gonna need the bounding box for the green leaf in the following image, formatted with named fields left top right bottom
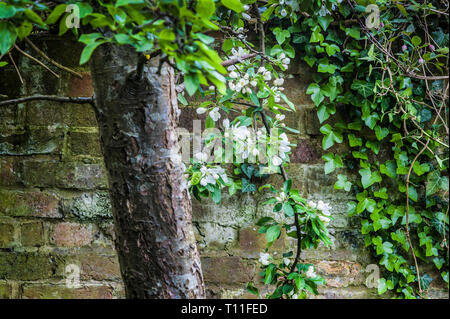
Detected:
left=359, top=168, right=382, bottom=189
left=0, top=3, right=16, bottom=19
left=80, top=40, right=106, bottom=65
left=197, top=0, right=215, bottom=18
left=25, top=9, right=45, bottom=27
left=241, top=178, right=256, bottom=193
left=411, top=36, right=422, bottom=47
left=116, top=0, right=145, bottom=7
left=184, top=73, right=200, bottom=96
left=273, top=28, right=290, bottom=45
left=0, top=21, right=17, bottom=55
left=320, top=124, right=343, bottom=150
left=351, top=80, right=374, bottom=98
left=45, top=4, right=67, bottom=24
left=322, top=153, right=343, bottom=174
left=282, top=202, right=294, bottom=217
left=375, top=126, right=389, bottom=141
left=266, top=225, right=281, bottom=243
left=426, top=170, right=449, bottom=197
left=306, top=83, right=324, bottom=106
left=246, top=282, right=259, bottom=296
left=335, top=174, right=352, bottom=192
left=221, top=0, right=244, bottom=13
left=412, top=162, right=429, bottom=176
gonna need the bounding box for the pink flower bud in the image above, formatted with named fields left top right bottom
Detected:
left=401, top=45, right=407, bottom=52
left=418, top=58, right=424, bottom=64
left=429, top=44, right=435, bottom=51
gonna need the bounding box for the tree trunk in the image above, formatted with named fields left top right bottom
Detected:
left=89, top=43, right=205, bottom=299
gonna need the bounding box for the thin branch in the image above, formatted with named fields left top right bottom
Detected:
left=0, top=95, right=94, bottom=107
left=24, top=37, right=83, bottom=79
left=14, top=44, right=60, bottom=79
left=8, top=52, right=24, bottom=85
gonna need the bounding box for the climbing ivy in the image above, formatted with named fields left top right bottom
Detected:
left=1, top=0, right=448, bottom=299
left=293, top=0, right=449, bottom=298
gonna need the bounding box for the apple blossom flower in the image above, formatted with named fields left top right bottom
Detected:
left=259, top=252, right=271, bottom=266
left=196, top=107, right=207, bottom=114
left=209, top=107, right=221, bottom=122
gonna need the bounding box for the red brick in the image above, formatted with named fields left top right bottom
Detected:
left=21, top=284, right=113, bottom=299
left=201, top=256, right=255, bottom=284
left=0, top=158, right=20, bottom=186
left=0, top=189, right=61, bottom=218
left=51, top=222, right=94, bottom=247
left=68, top=73, right=94, bottom=97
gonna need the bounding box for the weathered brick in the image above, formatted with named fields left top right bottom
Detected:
left=26, top=101, right=65, bottom=126
left=67, top=73, right=94, bottom=97
left=21, top=221, right=45, bottom=247
left=21, top=160, right=107, bottom=189
left=69, top=131, right=102, bottom=157
left=313, top=260, right=364, bottom=288
left=201, top=256, right=254, bottom=284
left=0, top=127, right=64, bottom=156
left=0, top=252, right=57, bottom=280
left=238, top=227, right=285, bottom=258
left=50, top=222, right=94, bottom=247
left=0, top=157, right=21, bottom=186
left=283, top=77, right=314, bottom=106
left=0, top=189, right=61, bottom=218
left=64, top=104, right=98, bottom=127
left=60, top=192, right=112, bottom=220
left=0, top=223, right=15, bottom=248
left=0, top=281, right=13, bottom=299
left=21, top=284, right=113, bottom=299
left=56, top=251, right=121, bottom=281
left=290, top=138, right=321, bottom=164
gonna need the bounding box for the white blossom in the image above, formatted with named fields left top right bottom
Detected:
left=274, top=78, right=284, bottom=86
left=209, top=107, right=221, bottom=122
left=242, top=13, right=252, bottom=21
left=280, top=9, right=287, bottom=17
left=195, top=152, right=208, bottom=162
left=229, top=71, right=239, bottom=79
left=275, top=114, right=285, bottom=121
left=283, top=258, right=290, bottom=266
left=272, top=155, right=282, bottom=166
left=305, top=266, right=315, bottom=278
left=259, top=252, right=271, bottom=266
left=196, top=107, right=207, bottom=114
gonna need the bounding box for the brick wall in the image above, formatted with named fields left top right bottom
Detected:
left=1, top=37, right=446, bottom=299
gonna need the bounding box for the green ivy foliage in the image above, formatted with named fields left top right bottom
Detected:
left=290, top=0, right=449, bottom=298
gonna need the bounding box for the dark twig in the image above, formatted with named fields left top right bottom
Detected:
left=0, top=95, right=94, bottom=107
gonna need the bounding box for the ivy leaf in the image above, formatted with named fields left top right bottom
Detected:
left=351, top=80, right=374, bottom=98
left=412, top=162, right=430, bottom=176
left=359, top=168, right=382, bottom=189
left=320, top=124, right=343, bottom=150
left=426, top=170, right=449, bottom=197
left=273, top=27, right=290, bottom=45
left=335, top=174, right=352, bottom=192
left=241, top=178, right=256, bottom=193
left=322, top=153, right=343, bottom=174
left=306, top=83, right=324, bottom=106
left=375, top=126, right=389, bottom=141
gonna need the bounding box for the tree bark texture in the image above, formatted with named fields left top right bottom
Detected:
left=90, top=43, right=205, bottom=299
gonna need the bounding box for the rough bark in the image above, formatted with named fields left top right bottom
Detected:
left=90, top=43, right=205, bottom=299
